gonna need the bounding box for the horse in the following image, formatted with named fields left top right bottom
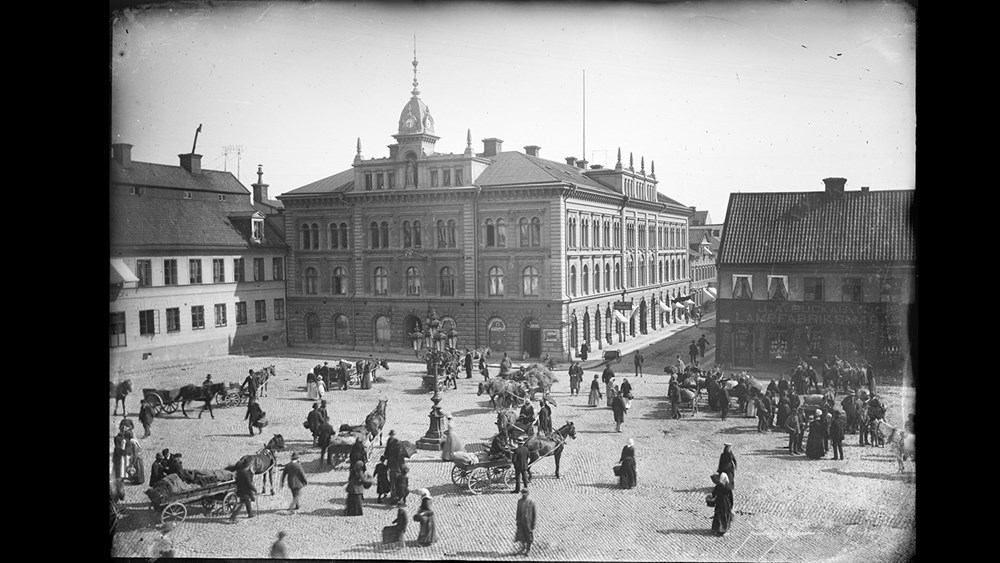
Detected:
left=872, top=420, right=915, bottom=475
left=523, top=421, right=577, bottom=479
left=226, top=434, right=285, bottom=495
left=478, top=378, right=526, bottom=411
left=254, top=365, right=275, bottom=398
left=110, top=380, right=133, bottom=416
left=176, top=382, right=229, bottom=417
left=365, top=398, right=388, bottom=446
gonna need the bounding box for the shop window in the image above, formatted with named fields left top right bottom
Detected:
left=841, top=278, right=863, bottom=302
left=804, top=277, right=824, bottom=302
left=732, top=275, right=752, bottom=300
left=767, top=275, right=788, bottom=300
left=805, top=326, right=824, bottom=357
left=769, top=330, right=788, bottom=359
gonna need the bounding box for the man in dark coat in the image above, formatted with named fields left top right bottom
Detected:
left=464, top=350, right=474, bottom=379
left=579, top=341, right=589, bottom=361
left=517, top=401, right=536, bottom=435
left=786, top=407, right=802, bottom=455
left=280, top=452, right=308, bottom=511
left=830, top=410, right=847, bottom=460
left=384, top=430, right=401, bottom=498
left=229, top=463, right=257, bottom=521
left=668, top=378, right=682, bottom=419
left=761, top=391, right=775, bottom=429
left=242, top=369, right=258, bottom=402
left=138, top=399, right=155, bottom=438
left=777, top=376, right=790, bottom=397
left=806, top=365, right=819, bottom=394
left=537, top=400, right=552, bottom=435
left=718, top=385, right=730, bottom=421
left=198, top=374, right=215, bottom=419
left=788, top=392, right=802, bottom=412
left=319, top=362, right=330, bottom=389
left=611, top=390, right=628, bottom=432
left=245, top=399, right=265, bottom=436
left=796, top=408, right=807, bottom=453
left=317, top=419, right=336, bottom=465
left=602, top=365, right=615, bottom=386
left=149, top=453, right=167, bottom=487
left=512, top=440, right=530, bottom=493
left=776, top=397, right=791, bottom=429
left=688, top=341, right=699, bottom=367
left=349, top=436, right=369, bottom=469
left=306, top=403, right=322, bottom=445
left=634, top=350, right=644, bottom=378
left=791, top=368, right=804, bottom=395
left=515, top=488, right=537, bottom=555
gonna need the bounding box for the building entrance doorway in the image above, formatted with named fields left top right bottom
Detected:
left=305, top=313, right=321, bottom=343
left=487, top=318, right=507, bottom=352
left=523, top=319, right=542, bottom=358
left=732, top=325, right=754, bottom=367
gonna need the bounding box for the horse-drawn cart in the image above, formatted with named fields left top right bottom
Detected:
left=326, top=430, right=371, bottom=468
left=450, top=453, right=518, bottom=495
left=142, top=388, right=182, bottom=415
left=218, top=382, right=250, bottom=408
left=146, top=479, right=239, bottom=525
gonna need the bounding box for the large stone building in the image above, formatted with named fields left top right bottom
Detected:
left=277, top=56, right=694, bottom=360
left=714, top=178, right=915, bottom=374
left=688, top=209, right=722, bottom=313
left=109, top=144, right=289, bottom=373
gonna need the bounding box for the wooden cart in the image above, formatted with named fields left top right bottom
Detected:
left=146, top=479, right=239, bottom=526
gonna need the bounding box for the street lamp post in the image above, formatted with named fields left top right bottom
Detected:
left=414, top=308, right=458, bottom=451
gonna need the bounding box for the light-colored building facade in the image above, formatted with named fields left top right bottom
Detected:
left=688, top=209, right=722, bottom=313
left=277, top=56, right=694, bottom=360
left=109, top=144, right=289, bottom=374
left=714, top=179, right=915, bottom=374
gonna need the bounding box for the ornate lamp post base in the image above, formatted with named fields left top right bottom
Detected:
left=415, top=390, right=446, bottom=450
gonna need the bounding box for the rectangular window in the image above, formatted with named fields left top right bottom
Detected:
left=139, top=309, right=159, bottom=335
left=806, top=326, right=824, bottom=357
left=768, top=329, right=788, bottom=359
left=376, top=173, right=384, bottom=189
left=455, top=169, right=463, bottom=186
left=274, top=298, right=285, bottom=320
left=253, top=258, right=264, bottom=282
left=136, top=260, right=152, bottom=287
left=234, top=258, right=245, bottom=283
left=841, top=278, right=863, bottom=302
left=109, top=312, right=126, bottom=348
left=879, top=277, right=901, bottom=303
left=236, top=302, right=247, bottom=325
left=218, top=194, right=226, bottom=201
left=388, top=172, right=395, bottom=189
left=183, top=191, right=192, bottom=199
left=732, top=275, right=753, bottom=300
left=189, top=259, right=203, bottom=284
left=255, top=300, right=267, bottom=322
left=443, top=169, right=451, bottom=187
left=767, top=275, right=788, bottom=300
left=804, top=277, right=824, bottom=301
left=365, top=173, right=373, bottom=190
left=163, top=259, right=178, bottom=285
left=166, top=308, right=180, bottom=332
left=252, top=219, right=263, bottom=241
left=191, top=305, right=205, bottom=330
left=214, top=303, right=227, bottom=327
left=213, top=259, right=225, bottom=283
left=272, top=258, right=283, bottom=280
left=431, top=170, right=439, bottom=187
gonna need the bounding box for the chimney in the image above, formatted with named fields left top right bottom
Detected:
left=252, top=164, right=269, bottom=204
left=565, top=156, right=577, bottom=167
left=481, top=138, right=504, bottom=157
left=860, top=186, right=870, bottom=193
left=179, top=153, right=203, bottom=174
left=577, top=159, right=588, bottom=170
left=590, top=164, right=603, bottom=170
left=524, top=145, right=540, bottom=157
left=111, top=143, right=132, bottom=168
left=822, top=177, right=846, bottom=197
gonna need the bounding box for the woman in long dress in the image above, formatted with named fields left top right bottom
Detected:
left=440, top=416, right=465, bottom=461
left=587, top=375, right=602, bottom=407
left=360, top=360, right=373, bottom=389
left=618, top=439, right=637, bottom=489
left=344, top=460, right=366, bottom=516
left=306, top=371, right=319, bottom=400
left=414, top=491, right=437, bottom=546
left=717, top=443, right=737, bottom=489
left=805, top=410, right=827, bottom=459
left=710, top=472, right=734, bottom=536
left=606, top=377, right=616, bottom=407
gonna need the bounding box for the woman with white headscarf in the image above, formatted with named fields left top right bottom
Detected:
left=413, top=489, right=437, bottom=546
left=709, top=472, right=734, bottom=536
left=618, top=438, right=637, bottom=489
left=440, top=415, right=465, bottom=461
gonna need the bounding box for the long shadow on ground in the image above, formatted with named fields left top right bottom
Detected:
left=821, top=467, right=914, bottom=482
left=657, top=528, right=717, bottom=537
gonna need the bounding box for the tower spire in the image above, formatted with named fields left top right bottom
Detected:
left=465, top=128, right=473, bottom=155
left=629, top=152, right=634, bottom=171
left=640, top=156, right=645, bottom=174
left=615, top=147, right=622, bottom=171
left=355, top=137, right=363, bottom=162
left=411, top=35, right=420, bottom=97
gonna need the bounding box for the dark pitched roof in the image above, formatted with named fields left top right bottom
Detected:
left=280, top=168, right=355, bottom=196
left=110, top=192, right=286, bottom=250
left=655, top=192, right=687, bottom=208
left=718, top=189, right=914, bottom=265
left=691, top=210, right=710, bottom=225
left=111, top=160, right=249, bottom=195
left=253, top=198, right=284, bottom=213
left=475, top=152, right=615, bottom=193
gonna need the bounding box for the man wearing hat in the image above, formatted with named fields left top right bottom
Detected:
left=149, top=452, right=167, bottom=487
left=515, top=487, right=537, bottom=555
left=317, top=416, right=336, bottom=466
left=857, top=391, right=871, bottom=446
left=320, top=361, right=330, bottom=389
left=785, top=407, right=803, bottom=455
left=830, top=409, right=847, bottom=460
left=512, top=437, right=531, bottom=493
left=138, top=399, right=155, bottom=438
left=464, top=349, right=474, bottom=379
left=280, top=452, right=308, bottom=512
left=242, top=369, right=258, bottom=402
left=384, top=430, right=401, bottom=498
left=198, top=374, right=215, bottom=419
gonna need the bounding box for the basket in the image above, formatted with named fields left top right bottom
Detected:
left=613, top=464, right=622, bottom=477
left=382, top=525, right=400, bottom=544
left=706, top=494, right=717, bottom=507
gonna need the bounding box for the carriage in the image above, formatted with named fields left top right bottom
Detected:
left=218, top=382, right=251, bottom=408
left=146, top=478, right=240, bottom=525
left=450, top=452, right=519, bottom=495
left=142, top=388, right=184, bottom=415
left=325, top=428, right=373, bottom=468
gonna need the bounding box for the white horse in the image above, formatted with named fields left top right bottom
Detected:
left=873, top=420, right=915, bottom=474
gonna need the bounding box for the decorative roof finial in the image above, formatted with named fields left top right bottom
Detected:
left=256, top=164, right=264, bottom=184
left=615, top=147, right=622, bottom=171
left=629, top=152, right=634, bottom=171
left=640, top=156, right=645, bottom=174
left=465, top=128, right=473, bottom=155
left=651, top=160, right=656, bottom=178
left=411, top=35, right=420, bottom=97
left=355, top=137, right=363, bottom=161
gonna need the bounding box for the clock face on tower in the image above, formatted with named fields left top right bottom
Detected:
left=404, top=117, right=416, bottom=130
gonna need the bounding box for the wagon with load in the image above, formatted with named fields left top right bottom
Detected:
left=145, top=469, right=239, bottom=525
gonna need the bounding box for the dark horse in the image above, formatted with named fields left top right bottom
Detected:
left=110, top=380, right=133, bottom=416
left=226, top=434, right=285, bottom=495
left=176, top=382, right=228, bottom=417
left=365, top=398, right=389, bottom=446
left=524, top=421, right=576, bottom=479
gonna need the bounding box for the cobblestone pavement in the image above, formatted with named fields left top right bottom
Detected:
left=111, top=350, right=916, bottom=561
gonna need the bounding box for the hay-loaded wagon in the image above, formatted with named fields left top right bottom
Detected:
left=145, top=477, right=239, bottom=525
left=326, top=427, right=371, bottom=468
left=449, top=451, right=519, bottom=495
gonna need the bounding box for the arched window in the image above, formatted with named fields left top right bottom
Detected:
left=440, top=266, right=455, bottom=296
left=374, top=315, right=391, bottom=342
left=333, top=313, right=349, bottom=343
left=402, top=221, right=412, bottom=248
left=522, top=266, right=539, bottom=296
left=531, top=217, right=541, bottom=247
left=380, top=221, right=390, bottom=248
left=304, top=267, right=318, bottom=294
left=603, top=221, right=610, bottom=247
left=339, top=223, right=348, bottom=249
left=373, top=267, right=388, bottom=295
left=569, top=265, right=577, bottom=297
left=488, top=266, right=505, bottom=296
left=593, top=221, right=600, bottom=249
left=413, top=220, right=422, bottom=248
left=332, top=267, right=347, bottom=294
left=658, top=260, right=663, bottom=283
left=369, top=222, right=379, bottom=249
left=405, top=266, right=421, bottom=295
left=311, top=223, right=319, bottom=250
left=670, top=259, right=675, bottom=281
left=436, top=220, right=447, bottom=248
left=486, top=219, right=496, bottom=247
left=594, top=265, right=601, bottom=293
left=567, top=218, right=574, bottom=248
left=582, top=264, right=589, bottom=294
left=604, top=263, right=611, bottom=291
left=300, top=224, right=311, bottom=250
left=447, top=219, right=456, bottom=248
left=329, top=223, right=339, bottom=249
left=519, top=218, right=530, bottom=247
left=581, top=219, right=589, bottom=247
left=496, top=218, right=507, bottom=247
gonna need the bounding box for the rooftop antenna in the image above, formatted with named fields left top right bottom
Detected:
left=191, top=123, right=203, bottom=154
left=582, top=69, right=586, bottom=168
left=223, top=144, right=244, bottom=179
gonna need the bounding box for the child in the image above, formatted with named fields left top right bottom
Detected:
left=374, top=456, right=391, bottom=503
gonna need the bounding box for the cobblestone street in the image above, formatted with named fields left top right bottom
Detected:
left=111, top=350, right=915, bottom=561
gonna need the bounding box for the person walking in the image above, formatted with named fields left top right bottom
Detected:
left=229, top=462, right=257, bottom=521
left=245, top=398, right=265, bottom=436
left=480, top=355, right=489, bottom=381
left=709, top=472, right=734, bottom=536
left=441, top=415, right=465, bottom=461
left=717, top=443, right=737, bottom=488
left=305, top=370, right=319, bottom=400
left=280, top=452, right=308, bottom=512
left=515, top=488, right=537, bottom=555
left=688, top=341, right=699, bottom=367
left=588, top=374, right=603, bottom=407
left=270, top=531, right=288, bottom=558
left=138, top=399, right=155, bottom=438
left=384, top=430, right=401, bottom=499
left=394, top=463, right=411, bottom=507
left=611, top=389, right=628, bottom=433
left=579, top=341, right=589, bottom=361
left=633, top=350, right=644, bottom=378
left=618, top=438, right=637, bottom=489
left=345, top=460, right=370, bottom=516
left=374, top=456, right=391, bottom=503
left=620, top=378, right=633, bottom=403
left=830, top=409, right=847, bottom=460
left=786, top=407, right=802, bottom=455
left=198, top=374, right=215, bottom=419
left=668, top=376, right=681, bottom=419
left=242, top=369, right=259, bottom=403
left=318, top=418, right=336, bottom=465
left=698, top=334, right=710, bottom=360
left=512, top=439, right=530, bottom=493
left=464, top=350, right=474, bottom=379
left=360, top=357, right=374, bottom=390
left=805, top=410, right=826, bottom=459
left=568, top=362, right=582, bottom=395
left=306, top=403, right=322, bottom=446
left=755, top=394, right=769, bottom=432
left=602, top=364, right=615, bottom=386
left=390, top=498, right=409, bottom=548
left=718, top=385, right=730, bottom=421
left=414, top=490, right=438, bottom=547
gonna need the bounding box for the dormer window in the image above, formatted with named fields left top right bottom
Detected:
left=129, top=186, right=143, bottom=196
left=218, top=194, right=226, bottom=201
left=183, top=191, right=192, bottom=199
left=252, top=218, right=264, bottom=242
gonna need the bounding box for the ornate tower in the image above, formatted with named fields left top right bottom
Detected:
left=392, top=40, right=439, bottom=186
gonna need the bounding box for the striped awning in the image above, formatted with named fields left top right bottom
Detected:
left=110, top=258, right=139, bottom=284
left=658, top=300, right=670, bottom=312
left=613, top=311, right=630, bottom=323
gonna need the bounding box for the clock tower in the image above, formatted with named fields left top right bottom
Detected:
left=393, top=45, right=439, bottom=182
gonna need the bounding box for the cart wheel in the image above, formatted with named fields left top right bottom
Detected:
left=467, top=467, right=490, bottom=495
left=225, top=395, right=238, bottom=408
left=503, top=467, right=517, bottom=489
left=145, top=394, right=164, bottom=415
left=223, top=492, right=239, bottom=515
left=164, top=402, right=179, bottom=414
left=201, top=497, right=222, bottom=515
left=450, top=464, right=465, bottom=485
left=161, top=502, right=187, bottom=525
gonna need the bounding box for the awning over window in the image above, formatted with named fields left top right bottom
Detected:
left=110, top=258, right=139, bottom=284
left=658, top=300, right=670, bottom=312
left=672, top=302, right=687, bottom=310
left=702, top=287, right=717, bottom=302
left=613, top=311, right=630, bottom=324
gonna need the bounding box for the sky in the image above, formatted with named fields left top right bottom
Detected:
left=110, top=0, right=916, bottom=223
